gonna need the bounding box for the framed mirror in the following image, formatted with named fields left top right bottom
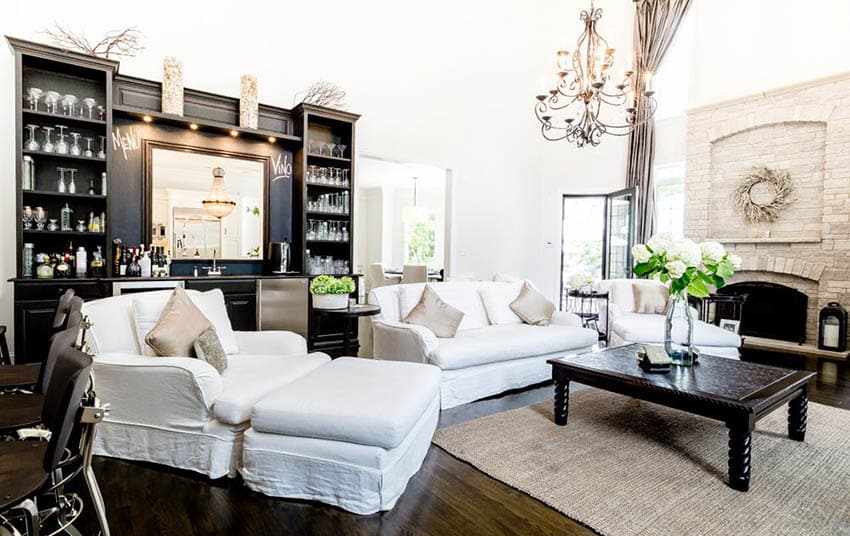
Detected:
left=146, top=144, right=268, bottom=260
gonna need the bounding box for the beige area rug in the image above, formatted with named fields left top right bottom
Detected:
left=434, top=389, right=850, bottom=536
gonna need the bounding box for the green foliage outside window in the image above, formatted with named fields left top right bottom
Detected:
left=406, top=213, right=436, bottom=266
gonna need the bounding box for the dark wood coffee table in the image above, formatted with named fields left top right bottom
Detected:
left=548, top=344, right=816, bottom=492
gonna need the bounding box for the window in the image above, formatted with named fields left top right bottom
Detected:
left=654, top=162, right=685, bottom=238
left=652, top=8, right=693, bottom=119
left=403, top=211, right=438, bottom=267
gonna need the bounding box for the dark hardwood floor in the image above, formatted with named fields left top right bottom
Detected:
left=70, top=351, right=850, bottom=536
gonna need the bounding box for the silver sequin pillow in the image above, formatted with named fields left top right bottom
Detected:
left=194, top=326, right=228, bottom=373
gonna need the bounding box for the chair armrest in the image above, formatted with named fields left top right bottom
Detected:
left=93, top=353, right=223, bottom=430
left=371, top=319, right=438, bottom=363
left=550, top=311, right=583, bottom=327
left=234, top=331, right=308, bottom=356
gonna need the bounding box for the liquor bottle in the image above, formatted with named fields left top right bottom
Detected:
left=88, top=177, right=95, bottom=196
left=60, top=203, right=73, bottom=231
left=54, top=254, right=71, bottom=278
left=65, top=242, right=75, bottom=276
left=75, top=246, right=87, bottom=278
left=140, top=245, right=152, bottom=277
left=119, top=245, right=128, bottom=276
left=113, top=239, right=122, bottom=276
left=90, top=246, right=105, bottom=278
left=164, top=249, right=171, bottom=276
left=127, top=253, right=141, bottom=277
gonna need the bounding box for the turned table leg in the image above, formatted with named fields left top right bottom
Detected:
left=727, top=426, right=752, bottom=492
left=554, top=378, right=570, bottom=426
left=788, top=390, right=808, bottom=442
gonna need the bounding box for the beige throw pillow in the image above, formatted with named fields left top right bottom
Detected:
left=145, top=287, right=212, bottom=357
left=510, top=282, right=556, bottom=326
left=633, top=284, right=669, bottom=314
left=403, top=286, right=465, bottom=338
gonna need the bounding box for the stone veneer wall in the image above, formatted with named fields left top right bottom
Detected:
left=686, top=74, right=850, bottom=345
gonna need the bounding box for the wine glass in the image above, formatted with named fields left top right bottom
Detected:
left=69, top=132, right=82, bottom=156
left=68, top=168, right=78, bottom=194
left=56, top=167, right=67, bottom=193
left=21, top=206, right=33, bottom=229
left=325, top=142, right=336, bottom=157
left=97, top=136, right=106, bottom=159
left=42, top=126, right=55, bottom=153
left=96, top=105, right=105, bottom=120
left=33, top=207, right=46, bottom=230
left=335, top=144, right=347, bottom=158
left=61, top=94, right=77, bottom=116
left=82, top=98, right=96, bottom=119
left=83, top=137, right=94, bottom=158
left=26, top=87, right=43, bottom=111
left=55, top=125, right=69, bottom=154
left=47, top=219, right=59, bottom=232
left=25, top=124, right=41, bottom=151
left=44, top=91, right=60, bottom=114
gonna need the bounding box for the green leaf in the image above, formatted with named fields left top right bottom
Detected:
left=712, top=274, right=726, bottom=288
left=696, top=271, right=714, bottom=285
left=671, top=278, right=687, bottom=294
left=716, top=261, right=735, bottom=279
left=686, top=277, right=710, bottom=298
left=633, top=262, right=655, bottom=276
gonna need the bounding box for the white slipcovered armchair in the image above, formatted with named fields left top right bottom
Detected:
left=82, top=289, right=330, bottom=478
left=597, top=279, right=742, bottom=359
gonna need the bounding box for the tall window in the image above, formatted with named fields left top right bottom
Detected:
left=404, top=211, right=438, bottom=267
left=654, top=162, right=685, bottom=238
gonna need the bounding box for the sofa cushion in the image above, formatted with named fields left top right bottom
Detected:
left=599, top=279, right=667, bottom=313
left=428, top=324, right=598, bottom=370
left=403, top=286, right=465, bottom=338
left=399, top=283, right=489, bottom=331
left=143, top=287, right=212, bottom=357
left=194, top=326, right=228, bottom=373
left=510, top=282, right=556, bottom=326
left=611, top=312, right=742, bottom=348
left=251, top=357, right=441, bottom=449
left=214, top=353, right=330, bottom=425
left=479, top=282, right=523, bottom=325
left=633, top=283, right=669, bottom=314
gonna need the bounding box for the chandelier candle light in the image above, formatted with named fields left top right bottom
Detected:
left=202, top=167, right=236, bottom=219
left=534, top=1, right=656, bottom=147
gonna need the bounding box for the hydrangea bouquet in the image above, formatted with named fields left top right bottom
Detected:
left=631, top=234, right=742, bottom=299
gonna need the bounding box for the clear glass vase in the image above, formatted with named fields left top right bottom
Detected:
left=665, top=292, right=695, bottom=366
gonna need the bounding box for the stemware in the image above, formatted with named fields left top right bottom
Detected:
left=325, top=143, right=336, bottom=157
left=82, top=98, right=97, bottom=119
left=96, top=105, right=105, bottom=120
left=97, top=136, right=106, bottom=159
left=342, top=169, right=350, bottom=187
left=25, top=124, right=41, bottom=151
left=69, top=132, right=82, bottom=156
left=33, top=207, right=46, bottom=230
left=83, top=137, right=94, bottom=158
left=26, top=87, right=43, bottom=111
left=68, top=168, right=78, bottom=194
left=55, top=125, right=69, bottom=154
left=47, top=219, right=59, bottom=232
left=44, top=91, right=61, bottom=114
left=76, top=220, right=87, bottom=233
left=21, top=206, right=33, bottom=229
left=56, top=167, right=67, bottom=193
left=61, top=94, right=78, bottom=116
left=335, top=144, right=347, bottom=158
left=42, top=126, right=55, bottom=153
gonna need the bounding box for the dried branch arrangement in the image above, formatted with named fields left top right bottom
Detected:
left=41, top=23, right=145, bottom=58
left=294, top=80, right=348, bottom=109
left=733, top=166, right=794, bottom=223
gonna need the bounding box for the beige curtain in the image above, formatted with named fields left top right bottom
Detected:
left=627, top=0, right=693, bottom=243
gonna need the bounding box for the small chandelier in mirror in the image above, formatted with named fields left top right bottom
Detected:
left=202, top=166, right=236, bottom=219
left=534, top=1, right=656, bottom=148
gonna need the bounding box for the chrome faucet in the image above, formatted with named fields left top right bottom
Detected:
left=203, top=249, right=226, bottom=276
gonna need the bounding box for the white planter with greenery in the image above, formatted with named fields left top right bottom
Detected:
left=310, top=275, right=355, bottom=310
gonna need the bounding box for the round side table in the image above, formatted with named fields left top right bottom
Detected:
left=566, top=289, right=609, bottom=343
left=313, top=304, right=381, bottom=356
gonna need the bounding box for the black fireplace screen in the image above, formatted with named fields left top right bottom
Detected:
left=717, top=281, right=808, bottom=344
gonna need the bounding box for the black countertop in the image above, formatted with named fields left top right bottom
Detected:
left=9, top=273, right=362, bottom=283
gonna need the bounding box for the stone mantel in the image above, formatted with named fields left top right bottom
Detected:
left=707, top=237, right=822, bottom=245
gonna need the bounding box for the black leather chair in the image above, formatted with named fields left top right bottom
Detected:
left=0, top=346, right=94, bottom=536
left=0, top=325, right=10, bottom=366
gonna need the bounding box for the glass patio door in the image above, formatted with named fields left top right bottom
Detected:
left=604, top=188, right=636, bottom=280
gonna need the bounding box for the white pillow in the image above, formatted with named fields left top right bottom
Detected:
left=403, top=286, right=465, bottom=338
left=399, top=283, right=489, bottom=331
left=510, top=282, right=556, bottom=326
left=132, top=288, right=238, bottom=356
left=478, top=282, right=523, bottom=325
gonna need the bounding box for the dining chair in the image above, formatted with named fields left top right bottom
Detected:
left=402, top=264, right=428, bottom=284
left=369, top=263, right=402, bottom=288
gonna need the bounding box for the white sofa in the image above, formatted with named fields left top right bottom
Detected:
left=369, top=281, right=599, bottom=409
left=597, top=279, right=742, bottom=359
left=82, top=289, right=331, bottom=478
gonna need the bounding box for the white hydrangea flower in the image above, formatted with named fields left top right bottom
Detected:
left=665, top=260, right=687, bottom=280
left=699, top=241, right=726, bottom=264
left=568, top=273, right=595, bottom=289
left=647, top=233, right=673, bottom=255
left=728, top=253, right=743, bottom=270
left=632, top=244, right=652, bottom=264
left=667, top=239, right=702, bottom=267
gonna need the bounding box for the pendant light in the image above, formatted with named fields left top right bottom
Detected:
left=202, top=166, right=236, bottom=219
left=402, top=176, right=428, bottom=223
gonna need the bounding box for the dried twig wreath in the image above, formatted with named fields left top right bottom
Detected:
left=733, top=166, right=794, bottom=223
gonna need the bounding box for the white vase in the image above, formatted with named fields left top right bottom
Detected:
left=312, top=293, right=348, bottom=309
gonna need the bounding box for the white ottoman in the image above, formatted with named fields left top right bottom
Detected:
left=241, top=357, right=441, bottom=514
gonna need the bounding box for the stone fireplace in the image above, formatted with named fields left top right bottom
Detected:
left=685, top=74, right=850, bottom=347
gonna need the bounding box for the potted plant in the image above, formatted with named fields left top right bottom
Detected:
left=310, top=275, right=356, bottom=309
left=632, top=235, right=742, bottom=365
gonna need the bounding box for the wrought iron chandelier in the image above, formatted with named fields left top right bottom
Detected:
left=534, top=1, right=656, bottom=147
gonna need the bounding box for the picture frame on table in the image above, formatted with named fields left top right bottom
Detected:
left=719, top=318, right=741, bottom=334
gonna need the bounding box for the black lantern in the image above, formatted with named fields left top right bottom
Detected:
left=818, top=302, right=847, bottom=352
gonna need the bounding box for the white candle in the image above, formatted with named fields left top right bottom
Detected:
left=823, top=323, right=840, bottom=348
